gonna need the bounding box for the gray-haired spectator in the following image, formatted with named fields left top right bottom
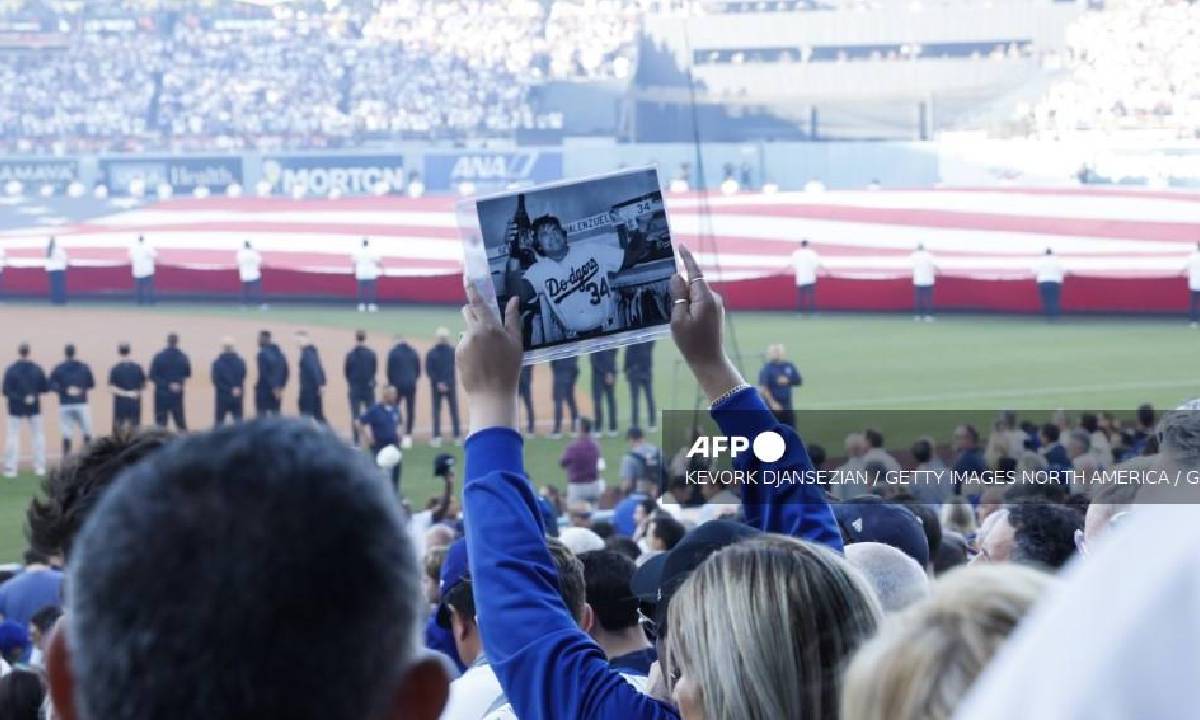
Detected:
left=844, top=541, right=930, bottom=613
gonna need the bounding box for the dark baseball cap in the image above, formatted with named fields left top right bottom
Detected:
left=834, top=498, right=930, bottom=567
left=629, top=519, right=760, bottom=636
left=434, top=453, right=455, bottom=478
left=434, top=539, right=469, bottom=628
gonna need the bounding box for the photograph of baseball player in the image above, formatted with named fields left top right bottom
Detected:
left=477, top=167, right=675, bottom=354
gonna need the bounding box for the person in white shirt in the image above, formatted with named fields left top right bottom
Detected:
left=910, top=243, right=937, bottom=321
left=353, top=236, right=382, bottom=312
left=1034, top=247, right=1066, bottom=321
left=236, top=240, right=266, bottom=309
left=791, top=238, right=823, bottom=315
left=45, top=236, right=68, bottom=305
left=130, top=235, right=158, bottom=305
left=1183, top=242, right=1200, bottom=327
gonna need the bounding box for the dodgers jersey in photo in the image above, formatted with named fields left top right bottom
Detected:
left=524, top=238, right=625, bottom=333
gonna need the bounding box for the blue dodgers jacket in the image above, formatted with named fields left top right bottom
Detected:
left=462, top=386, right=841, bottom=720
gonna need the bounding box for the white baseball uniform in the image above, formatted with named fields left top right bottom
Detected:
left=524, top=239, right=625, bottom=333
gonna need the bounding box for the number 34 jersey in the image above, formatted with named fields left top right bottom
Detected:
left=524, top=238, right=625, bottom=333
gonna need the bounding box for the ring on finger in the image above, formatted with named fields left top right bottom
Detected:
left=687, top=277, right=705, bottom=286
left=673, top=298, right=690, bottom=306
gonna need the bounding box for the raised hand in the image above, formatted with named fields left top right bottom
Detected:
left=670, top=246, right=746, bottom=403
left=457, top=285, right=524, bottom=432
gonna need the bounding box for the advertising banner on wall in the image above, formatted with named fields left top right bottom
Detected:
left=100, top=156, right=243, bottom=194
left=423, top=149, right=563, bottom=192
left=0, top=158, right=80, bottom=191
left=260, top=154, right=406, bottom=196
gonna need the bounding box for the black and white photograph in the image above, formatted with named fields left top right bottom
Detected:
left=476, top=167, right=675, bottom=353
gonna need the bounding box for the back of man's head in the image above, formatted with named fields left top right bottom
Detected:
left=844, top=542, right=930, bottom=613
left=17, top=343, right=30, bottom=358
left=545, top=538, right=587, bottom=623
left=865, top=429, right=885, bottom=449
left=55, top=419, right=435, bottom=720
left=64, top=344, right=76, bottom=359
left=580, top=550, right=640, bottom=633
left=1008, top=502, right=1082, bottom=570
left=166, top=333, right=179, bottom=348
left=1137, top=403, right=1155, bottom=430
left=1041, top=423, right=1060, bottom=444
left=118, top=343, right=131, bottom=357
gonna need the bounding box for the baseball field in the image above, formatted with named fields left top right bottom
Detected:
left=1, top=301, right=1198, bottom=562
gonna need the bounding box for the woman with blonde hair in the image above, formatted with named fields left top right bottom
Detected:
left=841, top=563, right=1054, bottom=720
left=665, top=535, right=882, bottom=720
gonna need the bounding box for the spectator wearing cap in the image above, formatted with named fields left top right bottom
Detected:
left=0, top=620, right=30, bottom=666
left=0, top=549, right=62, bottom=628
left=560, top=527, right=605, bottom=556
left=357, top=386, right=403, bottom=493
left=3, top=343, right=49, bottom=478
left=835, top=497, right=932, bottom=569
left=425, top=540, right=468, bottom=676
left=844, top=542, right=929, bottom=612
left=438, top=538, right=590, bottom=720
left=581, top=550, right=656, bottom=685
left=561, top=417, right=603, bottom=506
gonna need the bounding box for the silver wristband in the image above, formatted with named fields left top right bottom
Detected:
left=709, top=383, right=752, bottom=410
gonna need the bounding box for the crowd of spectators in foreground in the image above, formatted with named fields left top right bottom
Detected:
left=0, top=246, right=1189, bottom=720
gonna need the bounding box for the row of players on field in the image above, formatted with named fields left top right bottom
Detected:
left=0, top=331, right=660, bottom=474
left=793, top=240, right=1200, bottom=321
left=3, top=236, right=391, bottom=310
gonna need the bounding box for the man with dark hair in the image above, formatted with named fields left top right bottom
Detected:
left=952, top=423, right=987, bottom=480
left=550, top=356, right=579, bottom=438
left=624, top=341, right=656, bottom=430
left=647, top=514, right=685, bottom=552
left=108, top=343, right=145, bottom=430
left=148, top=333, right=190, bottom=430
left=254, top=330, right=288, bottom=418
left=3, top=343, right=48, bottom=477
left=211, top=338, right=247, bottom=426
left=590, top=349, right=619, bottom=438
left=1131, top=402, right=1156, bottom=456
left=580, top=550, right=656, bottom=681
left=439, top=537, right=588, bottom=720
left=297, top=331, right=327, bottom=423
left=29, top=604, right=62, bottom=666
left=977, top=503, right=1082, bottom=569
left=1040, top=423, right=1071, bottom=472
left=49, top=344, right=95, bottom=456
left=26, top=428, right=173, bottom=560
left=426, top=328, right=459, bottom=446
left=386, top=334, right=421, bottom=446
left=43, top=418, right=449, bottom=720
left=345, top=330, right=377, bottom=444
left=604, top=536, right=641, bottom=562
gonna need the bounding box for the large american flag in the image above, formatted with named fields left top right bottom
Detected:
left=1, top=186, right=1197, bottom=283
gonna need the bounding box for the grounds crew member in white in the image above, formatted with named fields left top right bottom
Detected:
left=1034, top=247, right=1066, bottom=321
left=130, top=235, right=158, bottom=305
left=237, top=240, right=266, bottom=308
left=791, top=238, right=823, bottom=314
left=519, top=215, right=648, bottom=337
left=1184, top=242, right=1200, bottom=327
left=353, top=236, right=382, bottom=312
left=3, top=343, right=48, bottom=477
left=910, top=243, right=938, bottom=321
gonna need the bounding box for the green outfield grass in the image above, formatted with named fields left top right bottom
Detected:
left=2, top=303, right=1198, bottom=562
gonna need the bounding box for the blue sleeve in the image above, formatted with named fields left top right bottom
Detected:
left=464, top=428, right=678, bottom=720
left=756, top=365, right=769, bottom=387
left=711, top=387, right=843, bottom=552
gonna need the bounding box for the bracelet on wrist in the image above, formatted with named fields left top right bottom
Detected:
left=709, top=383, right=751, bottom=410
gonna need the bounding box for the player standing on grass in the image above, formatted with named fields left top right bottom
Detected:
left=353, top=237, right=382, bottom=312
left=519, top=215, right=647, bottom=339
left=211, top=337, right=247, bottom=426
left=3, top=343, right=48, bottom=477
left=297, top=331, right=327, bottom=423
left=237, top=240, right=266, bottom=309
left=108, top=343, right=145, bottom=429
left=590, top=348, right=618, bottom=437
left=791, top=238, right=823, bottom=315
left=49, top=344, right=95, bottom=455
left=387, top=334, right=421, bottom=447
left=149, top=333, right=191, bottom=431
left=345, top=330, right=377, bottom=443
left=254, top=330, right=288, bottom=417
left=129, top=235, right=157, bottom=306
left=910, top=243, right=938, bottom=321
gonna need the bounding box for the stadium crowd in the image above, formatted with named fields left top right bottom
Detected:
left=0, top=0, right=646, bottom=152
left=0, top=244, right=1188, bottom=720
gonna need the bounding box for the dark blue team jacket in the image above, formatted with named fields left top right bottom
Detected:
left=462, top=386, right=842, bottom=720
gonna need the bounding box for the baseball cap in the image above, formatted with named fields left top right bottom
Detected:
left=630, top=519, right=760, bottom=636
left=834, top=498, right=930, bottom=568
left=434, top=539, right=470, bottom=628
left=0, top=620, right=29, bottom=660
left=434, top=453, right=455, bottom=478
